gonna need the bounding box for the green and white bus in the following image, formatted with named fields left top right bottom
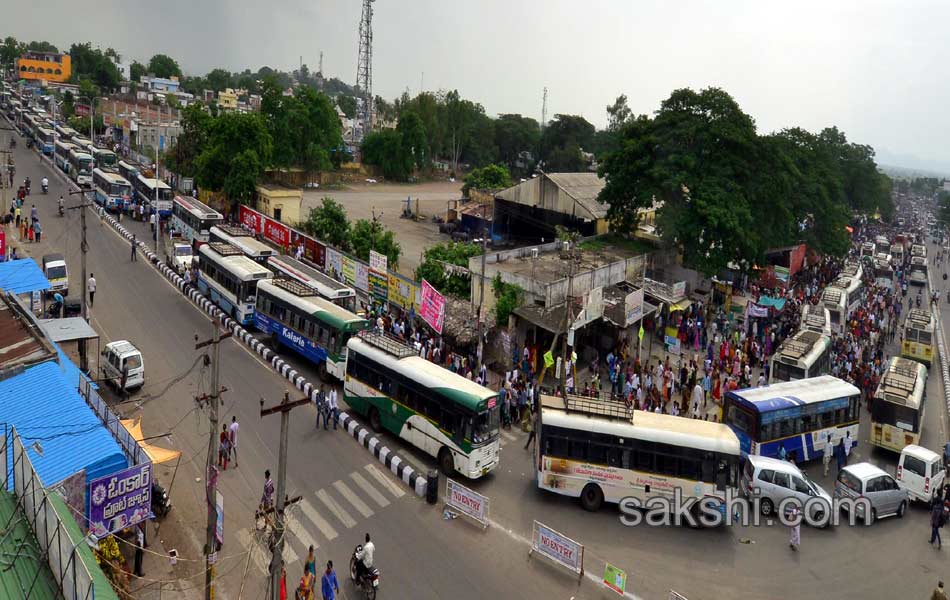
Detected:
left=344, top=332, right=501, bottom=479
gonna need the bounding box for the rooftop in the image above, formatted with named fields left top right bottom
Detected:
left=0, top=491, right=60, bottom=600
left=0, top=293, right=57, bottom=376
left=483, top=241, right=642, bottom=285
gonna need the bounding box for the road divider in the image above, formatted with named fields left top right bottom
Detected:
left=94, top=209, right=429, bottom=499
left=926, top=270, right=950, bottom=439
left=444, top=478, right=489, bottom=529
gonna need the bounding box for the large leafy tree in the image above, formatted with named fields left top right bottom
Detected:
left=349, top=219, right=401, bottom=267
left=260, top=78, right=342, bottom=172
left=415, top=243, right=482, bottom=299
left=462, top=164, right=512, bottom=196
left=129, top=61, right=146, bottom=82
left=300, top=198, right=351, bottom=250
left=444, top=90, right=485, bottom=174
left=493, top=114, right=541, bottom=173
left=196, top=112, right=272, bottom=207
left=68, top=43, right=121, bottom=91
left=541, top=114, right=595, bottom=169
left=147, top=54, right=182, bottom=79
left=205, top=68, right=233, bottom=92
left=336, top=95, right=357, bottom=119
left=396, top=111, right=428, bottom=170
left=163, top=103, right=213, bottom=177
left=361, top=129, right=413, bottom=181
left=0, top=37, right=23, bottom=66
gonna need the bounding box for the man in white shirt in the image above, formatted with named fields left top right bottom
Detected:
left=228, top=416, right=240, bottom=467
left=87, top=274, right=97, bottom=307
left=355, top=533, right=375, bottom=581
left=327, top=388, right=339, bottom=429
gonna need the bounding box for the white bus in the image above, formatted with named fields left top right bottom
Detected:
left=833, top=275, right=864, bottom=317
left=345, top=331, right=501, bottom=478
left=117, top=160, right=141, bottom=186
left=196, top=242, right=272, bottom=326
left=909, top=256, right=927, bottom=286
left=536, top=394, right=740, bottom=515
left=255, top=278, right=369, bottom=380
left=870, top=358, right=927, bottom=453
left=800, top=304, right=832, bottom=337
left=134, top=175, right=173, bottom=216
left=769, top=329, right=831, bottom=384
left=35, top=127, right=55, bottom=155
left=911, top=244, right=927, bottom=259
left=171, top=195, right=223, bottom=248
left=874, top=235, right=890, bottom=256
left=54, top=124, right=79, bottom=141
left=90, top=146, right=118, bottom=171
left=267, top=254, right=358, bottom=312
left=92, top=169, right=133, bottom=212
left=54, top=140, right=79, bottom=172
left=860, top=242, right=876, bottom=259
left=67, top=150, right=94, bottom=187
left=819, top=286, right=847, bottom=334
left=209, top=225, right=277, bottom=264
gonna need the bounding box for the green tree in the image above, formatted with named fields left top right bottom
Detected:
left=260, top=79, right=342, bottom=172
left=606, top=94, right=632, bottom=132
left=336, top=95, right=357, bottom=119
left=205, top=68, right=233, bottom=92
left=396, top=111, right=428, bottom=170
left=415, top=243, right=481, bottom=299
left=68, top=114, right=104, bottom=135
left=462, top=163, right=512, bottom=196
left=195, top=112, right=272, bottom=208
left=129, top=61, right=146, bottom=82
left=0, top=37, right=23, bottom=66
left=349, top=219, right=401, bottom=267
left=493, top=114, right=540, bottom=173
left=163, top=103, right=212, bottom=177
left=26, top=40, right=58, bottom=53
left=361, top=129, right=413, bottom=181
left=300, top=198, right=351, bottom=250
left=68, top=43, right=120, bottom=91
left=545, top=142, right=586, bottom=172
left=541, top=114, right=595, bottom=167
left=147, top=53, right=182, bottom=79
left=444, top=90, right=485, bottom=174
left=492, top=274, right=524, bottom=327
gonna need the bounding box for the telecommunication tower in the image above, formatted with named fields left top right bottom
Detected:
left=357, top=0, right=375, bottom=137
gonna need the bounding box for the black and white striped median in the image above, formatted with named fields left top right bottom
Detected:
left=102, top=213, right=428, bottom=498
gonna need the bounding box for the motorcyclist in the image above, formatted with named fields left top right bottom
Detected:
left=58, top=196, right=65, bottom=215
left=354, top=532, right=375, bottom=583
left=24, top=177, right=30, bottom=194
left=49, top=292, right=64, bottom=318
left=41, top=177, right=48, bottom=193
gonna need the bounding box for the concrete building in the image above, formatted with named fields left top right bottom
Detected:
left=255, top=184, right=303, bottom=223
left=140, top=75, right=181, bottom=93
left=218, top=88, right=238, bottom=111
left=136, top=120, right=182, bottom=152
left=16, top=52, right=71, bottom=83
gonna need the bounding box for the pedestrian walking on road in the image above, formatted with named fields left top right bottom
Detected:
left=218, top=423, right=230, bottom=470
left=320, top=561, right=339, bottom=600
left=87, top=274, right=96, bottom=307
left=316, top=385, right=326, bottom=430
left=131, top=235, right=137, bottom=261
left=33, top=220, right=40, bottom=243
left=930, top=499, right=945, bottom=548
left=823, top=432, right=833, bottom=477
left=228, top=416, right=240, bottom=467
left=788, top=505, right=801, bottom=551
left=523, top=408, right=536, bottom=451
left=932, top=581, right=948, bottom=600
left=327, top=387, right=339, bottom=429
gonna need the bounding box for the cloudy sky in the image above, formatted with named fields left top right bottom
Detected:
left=6, top=0, right=950, bottom=172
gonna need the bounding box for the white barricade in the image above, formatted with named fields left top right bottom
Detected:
left=444, top=478, right=489, bottom=529
left=528, top=520, right=584, bottom=579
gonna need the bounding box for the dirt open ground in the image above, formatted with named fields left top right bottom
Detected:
left=302, top=179, right=463, bottom=275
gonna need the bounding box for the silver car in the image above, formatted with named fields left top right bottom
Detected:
left=834, top=462, right=909, bottom=524
left=742, top=455, right=833, bottom=526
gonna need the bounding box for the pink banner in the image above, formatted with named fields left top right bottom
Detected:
left=238, top=205, right=263, bottom=234
left=419, top=279, right=445, bottom=334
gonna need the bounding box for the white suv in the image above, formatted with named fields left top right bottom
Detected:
left=742, top=455, right=833, bottom=526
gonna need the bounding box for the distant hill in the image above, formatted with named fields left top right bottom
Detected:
left=879, top=163, right=950, bottom=180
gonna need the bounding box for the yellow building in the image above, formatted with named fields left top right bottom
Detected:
left=217, top=88, right=238, bottom=111
left=16, top=52, right=71, bottom=83
left=255, top=184, right=302, bottom=224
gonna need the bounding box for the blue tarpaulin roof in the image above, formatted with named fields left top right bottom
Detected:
left=2, top=361, right=126, bottom=489
left=757, top=296, right=786, bottom=311
left=0, top=258, right=50, bottom=295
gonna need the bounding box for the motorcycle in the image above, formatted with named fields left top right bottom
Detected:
left=350, top=545, right=379, bottom=600
left=58, top=204, right=64, bottom=217
left=41, top=183, right=48, bottom=195
left=151, top=480, right=172, bottom=518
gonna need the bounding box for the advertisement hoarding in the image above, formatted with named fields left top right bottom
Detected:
left=419, top=279, right=446, bottom=334
left=87, top=462, right=152, bottom=538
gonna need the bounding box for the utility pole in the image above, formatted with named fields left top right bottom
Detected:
left=475, top=226, right=488, bottom=370
left=195, top=317, right=231, bottom=600
left=154, top=143, right=161, bottom=258
left=67, top=190, right=95, bottom=372
left=559, top=231, right=578, bottom=396
left=260, top=392, right=310, bottom=600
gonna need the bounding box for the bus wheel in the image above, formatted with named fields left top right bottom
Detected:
left=368, top=407, right=382, bottom=433
left=438, top=447, right=455, bottom=476
left=580, top=483, right=604, bottom=512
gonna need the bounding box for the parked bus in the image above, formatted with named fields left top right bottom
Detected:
left=67, top=150, right=94, bottom=187
left=209, top=225, right=277, bottom=264
left=833, top=275, right=864, bottom=317
left=53, top=140, right=79, bottom=172
left=892, top=242, right=905, bottom=265
left=345, top=331, right=500, bottom=478
left=21, top=113, right=37, bottom=137
left=90, top=147, right=118, bottom=171
left=902, top=308, right=935, bottom=366
left=799, top=304, right=832, bottom=337
left=35, top=127, right=54, bottom=155
left=819, top=286, right=847, bottom=334
left=870, top=357, right=927, bottom=453
left=70, top=135, right=92, bottom=151
left=196, top=242, right=272, bottom=326
left=536, top=393, right=740, bottom=515
left=266, top=255, right=358, bottom=312
left=909, top=256, right=928, bottom=286
left=874, top=235, right=890, bottom=256
left=768, top=329, right=831, bottom=384
left=723, top=375, right=860, bottom=462
left=254, top=278, right=369, bottom=380
left=92, top=169, right=133, bottom=212
left=134, top=175, right=173, bottom=216
left=117, top=160, right=141, bottom=186
left=171, top=195, right=223, bottom=248
left=54, top=124, right=79, bottom=141
left=911, top=244, right=927, bottom=259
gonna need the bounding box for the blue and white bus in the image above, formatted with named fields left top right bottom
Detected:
left=117, top=160, right=142, bottom=186
left=134, top=175, right=173, bottom=216
left=209, top=225, right=277, bottom=264
left=54, top=124, right=79, bottom=141
left=171, top=195, right=223, bottom=248
left=267, top=255, right=358, bottom=313
left=68, top=150, right=94, bottom=188
left=255, top=278, right=369, bottom=380
left=90, top=146, right=118, bottom=172
left=93, top=169, right=133, bottom=212
left=197, top=242, right=272, bottom=326
left=35, top=127, right=55, bottom=155
left=54, top=141, right=79, bottom=173
left=723, top=376, right=860, bottom=463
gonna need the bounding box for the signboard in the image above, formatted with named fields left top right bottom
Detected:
left=341, top=256, right=357, bottom=287
left=444, top=478, right=489, bottom=528
left=31, top=290, right=40, bottom=313
left=263, top=218, right=290, bottom=251
left=215, top=491, right=224, bottom=546
left=664, top=334, right=681, bottom=356
left=603, top=563, right=628, bottom=596
left=369, top=249, right=388, bottom=273
left=671, top=281, right=687, bottom=299
left=87, top=462, right=152, bottom=538
left=326, top=248, right=343, bottom=280
left=387, top=274, right=416, bottom=310
left=355, top=261, right=370, bottom=292
left=624, top=288, right=644, bottom=326
left=419, top=279, right=446, bottom=334
left=573, top=286, right=604, bottom=329
left=238, top=205, right=263, bottom=234
left=530, top=521, right=584, bottom=576
left=368, top=270, right=388, bottom=300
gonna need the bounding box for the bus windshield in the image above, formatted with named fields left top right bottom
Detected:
left=472, top=405, right=500, bottom=444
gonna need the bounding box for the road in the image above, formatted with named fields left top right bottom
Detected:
left=8, top=126, right=949, bottom=599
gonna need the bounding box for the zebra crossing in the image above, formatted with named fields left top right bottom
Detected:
left=237, top=463, right=410, bottom=574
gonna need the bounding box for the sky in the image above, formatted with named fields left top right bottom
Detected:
left=5, top=0, right=950, bottom=173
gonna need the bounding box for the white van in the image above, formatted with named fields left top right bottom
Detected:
left=42, top=253, right=69, bottom=295
left=101, top=340, right=145, bottom=391
left=741, top=455, right=833, bottom=525
left=897, top=445, right=945, bottom=503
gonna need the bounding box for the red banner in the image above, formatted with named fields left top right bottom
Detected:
left=238, top=205, right=263, bottom=234
left=264, top=218, right=290, bottom=251
left=0, top=230, right=5, bottom=260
